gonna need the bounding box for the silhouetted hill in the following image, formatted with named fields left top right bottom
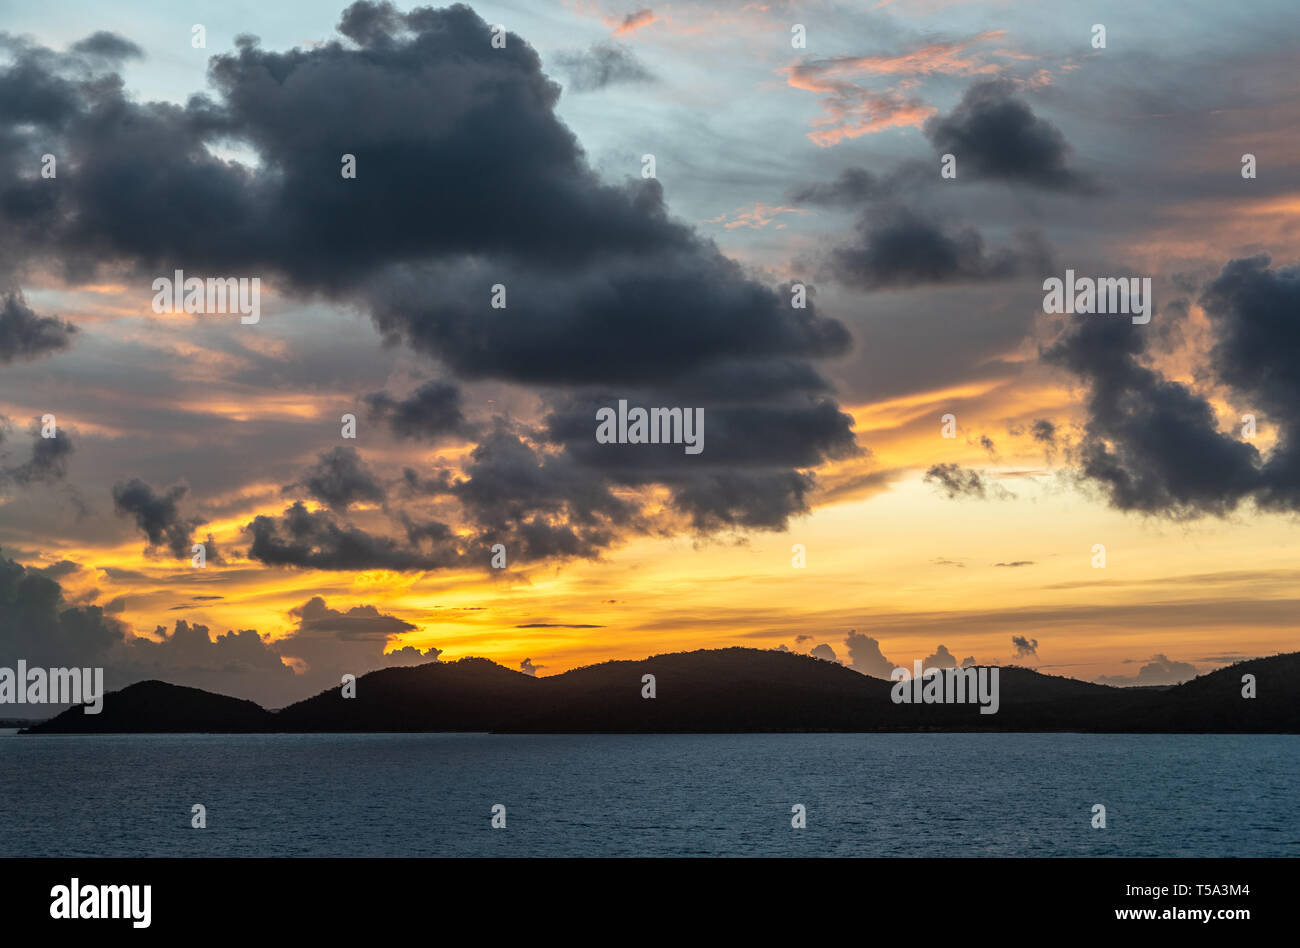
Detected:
left=22, top=648, right=1300, bottom=734
left=275, top=656, right=538, bottom=732
left=23, top=680, right=273, bottom=733
left=1110, top=651, right=1300, bottom=732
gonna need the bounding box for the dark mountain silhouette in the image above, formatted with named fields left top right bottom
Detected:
left=24, top=680, right=272, bottom=733
left=22, top=647, right=1300, bottom=734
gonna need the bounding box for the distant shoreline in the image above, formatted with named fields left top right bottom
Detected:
left=21, top=647, right=1300, bottom=736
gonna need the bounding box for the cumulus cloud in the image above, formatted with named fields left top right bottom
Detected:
left=826, top=204, right=1049, bottom=289
left=1096, top=654, right=1198, bottom=687
left=1011, top=635, right=1038, bottom=657
left=923, top=79, right=1096, bottom=192
left=365, top=380, right=472, bottom=443
left=0, top=5, right=864, bottom=568
left=0, top=552, right=441, bottom=709
left=1043, top=285, right=1262, bottom=517
left=810, top=643, right=838, bottom=662
left=844, top=629, right=893, bottom=678
left=274, top=596, right=441, bottom=692
left=923, top=644, right=957, bottom=670
left=246, top=501, right=462, bottom=571
left=287, top=447, right=386, bottom=512
left=1038, top=254, right=1300, bottom=519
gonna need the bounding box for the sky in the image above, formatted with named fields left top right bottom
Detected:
left=1, top=0, right=1298, bottom=709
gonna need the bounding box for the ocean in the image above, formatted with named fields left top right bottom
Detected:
left=1, top=732, right=1295, bottom=857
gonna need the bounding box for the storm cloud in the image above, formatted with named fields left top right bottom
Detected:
left=0, top=3, right=863, bottom=566
left=923, top=79, right=1096, bottom=192
left=111, top=479, right=211, bottom=559
left=0, top=294, right=76, bottom=364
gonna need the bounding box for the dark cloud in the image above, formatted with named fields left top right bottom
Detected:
left=0, top=553, right=124, bottom=668
left=449, top=422, right=632, bottom=561
left=288, top=446, right=385, bottom=511
left=34, top=559, right=81, bottom=580
left=273, top=596, right=440, bottom=693
left=1201, top=254, right=1300, bottom=511
left=542, top=388, right=858, bottom=532
left=0, top=552, right=445, bottom=709
left=0, top=294, right=76, bottom=364
left=399, top=466, right=454, bottom=497
left=790, top=167, right=884, bottom=206
left=996, top=561, right=1034, bottom=568
left=245, top=501, right=462, bottom=571
left=670, top=469, right=818, bottom=531
left=111, top=479, right=206, bottom=559
left=1039, top=255, right=1300, bottom=518
left=923, top=79, right=1095, bottom=192
left=555, top=41, right=654, bottom=91
left=924, top=463, right=987, bottom=499
left=844, top=630, right=893, bottom=678
left=1096, top=654, right=1197, bottom=687
left=337, top=0, right=405, bottom=45
left=923, top=644, right=958, bottom=670
left=0, top=553, right=288, bottom=708
left=3, top=418, right=73, bottom=485
left=1030, top=418, right=1057, bottom=445
left=1011, top=635, right=1039, bottom=657
left=827, top=204, right=1049, bottom=289
left=68, top=31, right=143, bottom=61
left=366, top=259, right=850, bottom=388
left=1043, top=301, right=1262, bottom=517
left=365, top=379, right=471, bottom=443
left=0, top=3, right=861, bottom=565
left=519, top=657, right=543, bottom=676
left=288, top=595, right=416, bottom=639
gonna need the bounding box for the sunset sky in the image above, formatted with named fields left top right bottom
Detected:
left=2, top=0, right=1298, bottom=709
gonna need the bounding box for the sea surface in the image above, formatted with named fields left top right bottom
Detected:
left=0, top=732, right=1295, bottom=857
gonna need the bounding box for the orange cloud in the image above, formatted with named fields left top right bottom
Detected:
left=703, top=202, right=810, bottom=230
left=609, top=8, right=657, bottom=36
left=786, top=31, right=1018, bottom=146
left=817, top=32, right=1006, bottom=78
